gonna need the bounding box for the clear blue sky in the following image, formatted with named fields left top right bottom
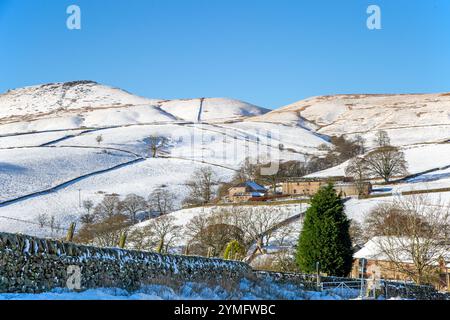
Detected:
left=1, top=0, right=449, bottom=109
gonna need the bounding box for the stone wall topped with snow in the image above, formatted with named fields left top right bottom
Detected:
left=0, top=232, right=252, bottom=294
left=0, top=232, right=448, bottom=300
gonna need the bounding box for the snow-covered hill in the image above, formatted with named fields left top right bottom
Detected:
left=0, top=81, right=325, bottom=236
left=1, top=82, right=450, bottom=238
left=0, top=82, right=270, bottom=134
left=251, top=93, right=450, bottom=147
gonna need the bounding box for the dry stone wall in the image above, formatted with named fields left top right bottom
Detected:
left=0, top=232, right=448, bottom=300
left=0, top=232, right=252, bottom=293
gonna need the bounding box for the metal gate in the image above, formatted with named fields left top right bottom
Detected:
left=320, top=280, right=366, bottom=299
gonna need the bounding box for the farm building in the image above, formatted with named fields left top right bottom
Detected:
left=281, top=177, right=371, bottom=197
left=226, top=181, right=268, bottom=203
left=352, top=237, right=450, bottom=291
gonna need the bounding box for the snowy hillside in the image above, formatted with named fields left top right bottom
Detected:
left=0, top=82, right=270, bottom=134
left=307, top=143, right=450, bottom=179
left=159, top=98, right=269, bottom=122
left=251, top=93, right=450, bottom=147
left=1, top=82, right=449, bottom=239
left=0, top=81, right=325, bottom=236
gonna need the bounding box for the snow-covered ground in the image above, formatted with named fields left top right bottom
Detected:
left=252, top=93, right=450, bottom=147
left=345, top=191, right=450, bottom=224
left=0, top=81, right=449, bottom=240
left=0, top=158, right=234, bottom=237
left=308, top=143, right=450, bottom=179
left=0, top=279, right=362, bottom=300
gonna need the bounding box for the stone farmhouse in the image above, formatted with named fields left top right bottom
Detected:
left=281, top=177, right=372, bottom=197
left=226, top=181, right=268, bottom=203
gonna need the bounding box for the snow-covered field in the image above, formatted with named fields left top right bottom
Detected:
left=0, top=81, right=449, bottom=240
left=0, top=279, right=361, bottom=300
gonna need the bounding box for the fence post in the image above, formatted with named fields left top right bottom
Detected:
left=184, top=243, right=190, bottom=256
left=359, top=258, right=366, bottom=299
left=118, top=232, right=127, bottom=249
left=65, top=222, right=76, bottom=242
left=316, top=262, right=321, bottom=290
left=384, top=281, right=389, bottom=299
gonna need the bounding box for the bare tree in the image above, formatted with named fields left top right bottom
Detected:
left=142, top=215, right=181, bottom=253
left=185, top=210, right=245, bottom=257
left=373, top=130, right=391, bottom=148
left=75, top=214, right=131, bottom=247
left=37, top=213, right=49, bottom=229
left=231, top=207, right=290, bottom=254
left=96, top=134, right=103, bottom=145
left=363, top=145, right=408, bottom=182
left=349, top=220, right=365, bottom=247
left=184, top=167, right=219, bottom=205
left=345, top=157, right=370, bottom=196
left=127, top=227, right=153, bottom=251
left=148, top=135, right=169, bottom=158
left=120, top=193, right=147, bottom=223
left=93, top=195, right=121, bottom=220
left=364, top=195, right=450, bottom=284
left=83, top=200, right=94, bottom=214
left=354, top=134, right=366, bottom=155
left=234, top=157, right=259, bottom=182
left=148, top=188, right=176, bottom=216
left=80, top=200, right=95, bottom=224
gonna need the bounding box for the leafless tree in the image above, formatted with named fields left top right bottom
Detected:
left=37, top=213, right=49, bottom=229
left=75, top=214, right=131, bottom=247
left=364, top=195, right=450, bottom=284
left=185, top=210, right=245, bottom=257
left=83, top=200, right=94, bottom=214
left=93, top=195, right=121, bottom=220
left=234, top=157, right=259, bottom=182
left=354, top=134, right=366, bottom=155
left=49, top=215, right=60, bottom=236
left=80, top=200, right=95, bottom=224
left=231, top=207, right=290, bottom=254
left=120, top=193, right=147, bottom=223
left=345, top=157, right=370, bottom=196
left=140, top=215, right=181, bottom=253
left=363, top=145, right=408, bottom=182
left=96, top=134, right=103, bottom=145
left=127, top=227, right=153, bottom=251
left=148, top=188, right=176, bottom=216
left=349, top=220, right=366, bottom=246
left=184, top=167, right=219, bottom=205
left=373, top=130, right=391, bottom=148
left=148, top=135, right=169, bottom=158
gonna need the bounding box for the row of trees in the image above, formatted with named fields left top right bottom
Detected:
left=74, top=189, right=176, bottom=245
left=80, top=189, right=176, bottom=225
left=127, top=206, right=292, bottom=257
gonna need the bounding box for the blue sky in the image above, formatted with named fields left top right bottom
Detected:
left=1, top=0, right=449, bottom=108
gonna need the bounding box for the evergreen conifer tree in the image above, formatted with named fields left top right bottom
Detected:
left=296, top=184, right=353, bottom=276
